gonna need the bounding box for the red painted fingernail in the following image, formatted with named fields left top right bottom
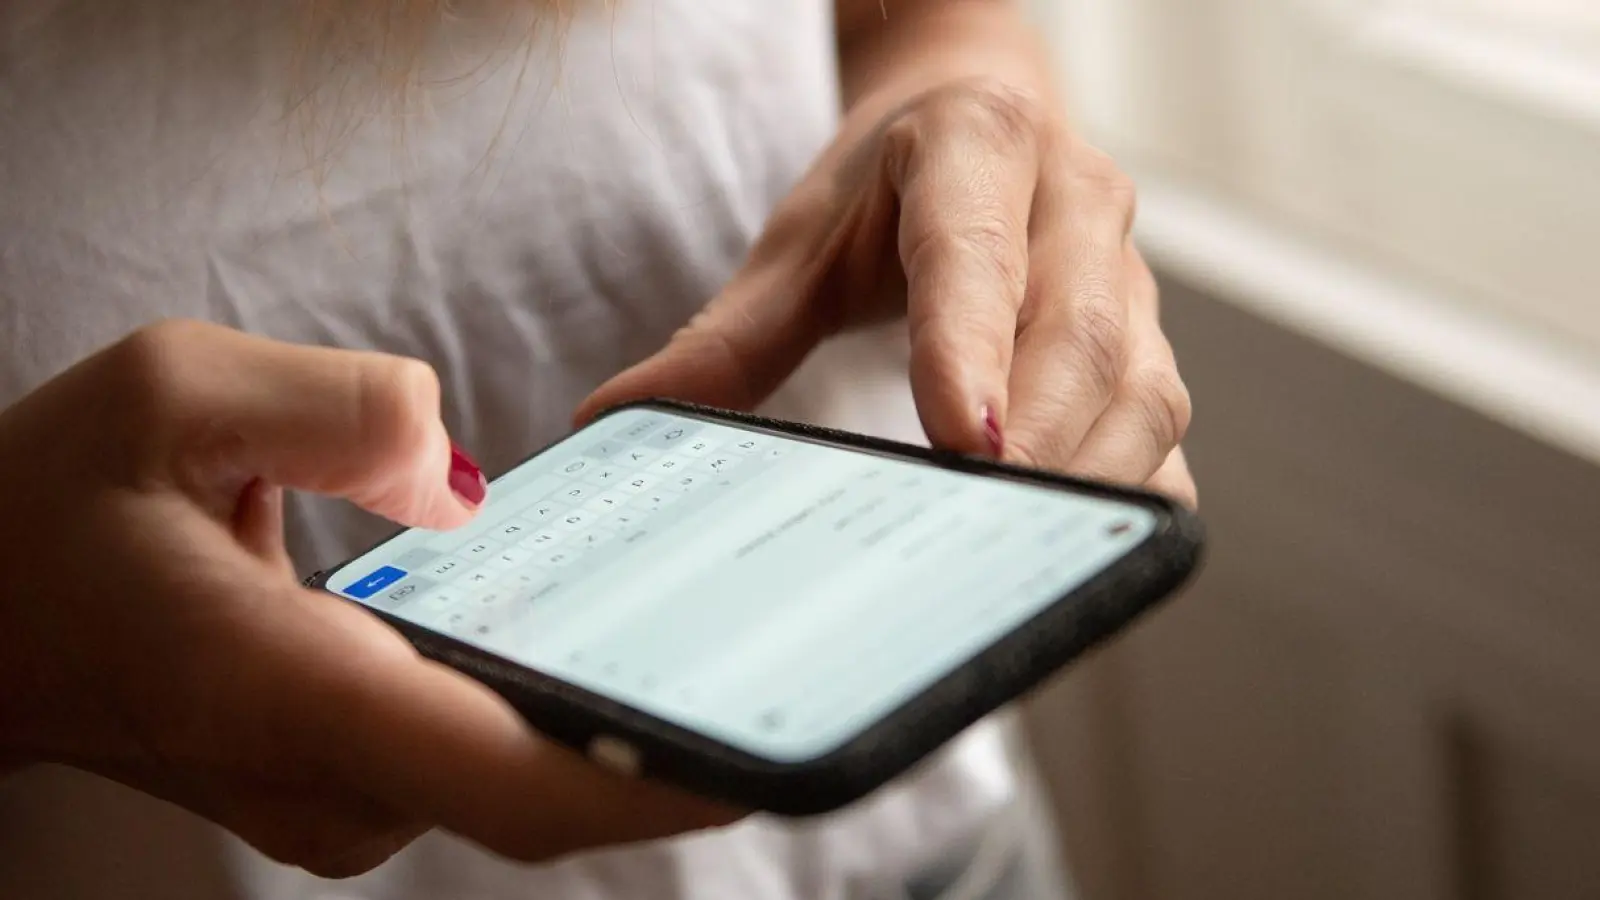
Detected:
left=981, top=405, right=1004, bottom=458
left=449, top=443, right=487, bottom=508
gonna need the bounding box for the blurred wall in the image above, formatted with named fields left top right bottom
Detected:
left=1024, top=273, right=1600, bottom=900
left=1017, top=3, right=1600, bottom=899
left=1031, top=0, right=1600, bottom=367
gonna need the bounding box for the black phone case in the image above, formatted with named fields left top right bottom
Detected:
left=307, top=399, right=1205, bottom=816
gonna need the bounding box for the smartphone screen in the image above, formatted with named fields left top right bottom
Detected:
left=328, top=407, right=1158, bottom=764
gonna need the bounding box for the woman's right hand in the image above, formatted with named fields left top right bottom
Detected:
left=0, top=320, right=736, bottom=877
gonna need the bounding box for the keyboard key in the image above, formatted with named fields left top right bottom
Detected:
left=457, top=537, right=500, bottom=563
left=614, top=415, right=663, bottom=442
left=341, top=566, right=406, bottom=599
left=526, top=500, right=568, bottom=522
left=373, top=577, right=432, bottom=611
left=618, top=472, right=660, bottom=494
left=635, top=490, right=682, bottom=511
left=585, top=439, right=625, bottom=459
left=413, top=588, right=463, bottom=622
left=473, top=586, right=514, bottom=610
left=584, top=490, right=630, bottom=514
left=460, top=568, right=496, bottom=589
left=647, top=424, right=696, bottom=450
left=728, top=436, right=764, bottom=454
left=555, top=457, right=595, bottom=478
left=472, top=598, right=532, bottom=642
left=584, top=466, right=628, bottom=489
left=493, top=518, right=536, bottom=542
left=617, top=446, right=659, bottom=468
left=424, top=556, right=469, bottom=582
left=679, top=435, right=721, bottom=458
left=509, top=582, right=559, bottom=615
left=557, top=483, right=594, bottom=503
left=665, top=472, right=704, bottom=493
left=573, top=528, right=616, bottom=552
left=392, top=547, right=442, bottom=570
left=518, top=528, right=563, bottom=550
left=608, top=510, right=647, bottom=533
left=648, top=455, right=693, bottom=476
left=702, top=454, right=743, bottom=475
left=555, top=510, right=593, bottom=532
left=482, top=545, right=534, bottom=572
left=439, top=607, right=483, bottom=637
left=538, top=549, right=579, bottom=568
left=500, top=568, right=551, bottom=593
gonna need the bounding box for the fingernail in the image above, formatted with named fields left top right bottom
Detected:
left=449, top=443, right=487, bottom=508
left=981, top=405, right=1004, bottom=458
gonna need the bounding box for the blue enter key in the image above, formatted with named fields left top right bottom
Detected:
left=341, top=566, right=407, bottom=600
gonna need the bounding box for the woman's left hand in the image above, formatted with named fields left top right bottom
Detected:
left=580, top=78, right=1195, bottom=507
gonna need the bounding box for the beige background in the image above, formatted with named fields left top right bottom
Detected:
left=1018, top=3, right=1600, bottom=897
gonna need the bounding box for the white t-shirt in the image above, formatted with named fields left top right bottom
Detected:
left=0, top=2, right=1018, bottom=899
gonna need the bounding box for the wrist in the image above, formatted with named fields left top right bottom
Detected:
left=836, top=0, right=1058, bottom=113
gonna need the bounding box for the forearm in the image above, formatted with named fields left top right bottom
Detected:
left=834, top=0, right=1062, bottom=122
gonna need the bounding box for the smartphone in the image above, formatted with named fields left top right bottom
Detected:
left=307, top=400, right=1203, bottom=814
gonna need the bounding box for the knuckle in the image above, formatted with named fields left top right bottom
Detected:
left=1077, top=144, right=1135, bottom=194
left=1097, top=162, right=1138, bottom=208
left=1130, top=249, right=1159, bottom=299
left=356, top=356, right=441, bottom=462
left=1129, top=365, right=1193, bottom=449
left=1005, top=434, right=1067, bottom=474
left=880, top=114, right=922, bottom=177
left=1147, top=450, right=1199, bottom=509
left=1005, top=434, right=1043, bottom=470
left=1068, top=145, right=1138, bottom=227
left=1071, top=291, right=1129, bottom=398
left=907, top=218, right=1029, bottom=299
left=107, top=319, right=210, bottom=409
left=682, top=318, right=766, bottom=411
left=98, top=321, right=225, bottom=472
left=931, top=78, right=1046, bottom=151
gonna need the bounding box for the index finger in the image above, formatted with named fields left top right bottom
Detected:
left=1003, top=159, right=1137, bottom=470
left=891, top=90, right=1041, bottom=456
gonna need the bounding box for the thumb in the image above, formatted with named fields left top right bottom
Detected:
left=152, top=322, right=485, bottom=530
left=575, top=272, right=833, bottom=424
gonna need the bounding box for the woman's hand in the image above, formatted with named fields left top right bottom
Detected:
left=580, top=74, right=1195, bottom=505
left=0, top=321, right=735, bottom=878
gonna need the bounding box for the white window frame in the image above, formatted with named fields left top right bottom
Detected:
left=1026, top=0, right=1600, bottom=466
